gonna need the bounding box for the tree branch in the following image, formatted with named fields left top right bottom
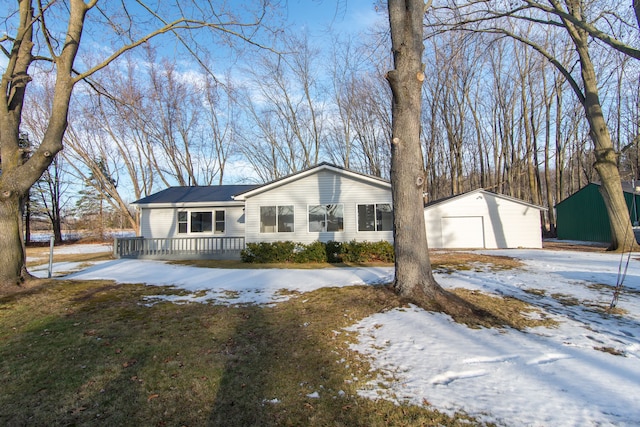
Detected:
left=467, top=27, right=585, bottom=104
left=539, top=0, right=640, bottom=59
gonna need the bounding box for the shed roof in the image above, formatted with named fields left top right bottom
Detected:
left=555, top=182, right=640, bottom=209
left=133, top=185, right=259, bottom=205
left=424, top=188, right=546, bottom=211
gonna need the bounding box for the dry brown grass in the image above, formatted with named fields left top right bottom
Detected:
left=0, top=280, right=492, bottom=426
left=430, top=251, right=523, bottom=272
left=1, top=245, right=561, bottom=425
left=451, top=289, right=558, bottom=330
left=542, top=240, right=608, bottom=252
left=171, top=251, right=523, bottom=273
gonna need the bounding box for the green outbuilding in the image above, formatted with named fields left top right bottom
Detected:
left=555, top=182, right=640, bottom=243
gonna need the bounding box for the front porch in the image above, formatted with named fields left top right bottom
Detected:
left=113, top=236, right=245, bottom=260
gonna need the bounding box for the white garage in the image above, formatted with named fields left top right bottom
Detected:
left=424, top=189, right=545, bottom=249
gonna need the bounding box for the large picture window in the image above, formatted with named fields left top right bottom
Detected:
left=190, top=211, right=212, bottom=233
left=358, top=203, right=392, bottom=231
left=177, top=210, right=225, bottom=234
left=260, top=205, right=294, bottom=233
left=309, top=204, right=343, bottom=232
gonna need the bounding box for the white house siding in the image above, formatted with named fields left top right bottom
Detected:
left=424, top=191, right=543, bottom=249
left=243, top=169, right=393, bottom=244
left=139, top=205, right=246, bottom=238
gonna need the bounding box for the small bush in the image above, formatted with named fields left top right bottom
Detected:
left=293, top=241, right=327, bottom=263
left=369, top=240, right=395, bottom=263
left=241, top=241, right=296, bottom=263
left=342, top=240, right=395, bottom=263
left=325, top=240, right=343, bottom=263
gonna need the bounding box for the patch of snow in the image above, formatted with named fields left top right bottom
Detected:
left=65, top=260, right=393, bottom=305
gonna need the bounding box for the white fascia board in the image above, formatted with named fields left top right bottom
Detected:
left=486, top=191, right=548, bottom=211
left=233, top=164, right=390, bottom=201
left=424, top=188, right=547, bottom=211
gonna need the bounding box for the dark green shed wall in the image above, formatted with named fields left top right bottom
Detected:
left=556, top=183, right=640, bottom=242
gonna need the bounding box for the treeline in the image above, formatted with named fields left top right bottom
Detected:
left=22, top=4, right=639, bottom=238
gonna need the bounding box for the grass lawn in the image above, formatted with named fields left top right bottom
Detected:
left=1, top=250, right=543, bottom=426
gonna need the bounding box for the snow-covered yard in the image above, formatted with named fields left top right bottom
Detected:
left=36, top=246, right=640, bottom=426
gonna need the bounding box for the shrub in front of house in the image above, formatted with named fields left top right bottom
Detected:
left=241, top=241, right=296, bottom=263
left=325, top=240, right=343, bottom=263
left=293, top=241, right=327, bottom=263
left=341, top=240, right=394, bottom=263
left=241, top=240, right=394, bottom=264
left=369, top=240, right=395, bottom=263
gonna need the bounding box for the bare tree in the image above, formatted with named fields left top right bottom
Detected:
left=326, top=35, right=392, bottom=178
left=238, top=32, right=326, bottom=180
left=387, top=0, right=479, bottom=316
left=431, top=0, right=639, bottom=250
left=0, top=0, right=276, bottom=288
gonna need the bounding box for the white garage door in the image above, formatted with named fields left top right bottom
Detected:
left=441, top=216, right=485, bottom=248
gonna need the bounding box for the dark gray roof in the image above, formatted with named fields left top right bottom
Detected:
left=133, top=185, right=259, bottom=205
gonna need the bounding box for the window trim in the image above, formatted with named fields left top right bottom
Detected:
left=176, top=209, right=226, bottom=235
left=178, top=211, right=188, bottom=234
left=214, top=210, right=226, bottom=234
left=259, top=205, right=295, bottom=233
left=190, top=211, right=213, bottom=233
left=307, top=203, right=344, bottom=233
left=357, top=203, right=393, bottom=232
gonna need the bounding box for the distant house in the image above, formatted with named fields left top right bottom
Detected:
left=555, top=183, right=640, bottom=243
left=120, top=163, right=393, bottom=259
left=424, top=189, right=546, bottom=249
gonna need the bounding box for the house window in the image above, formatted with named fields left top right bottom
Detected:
left=177, top=210, right=225, bottom=234
left=358, top=203, right=393, bottom=231
left=191, top=211, right=213, bottom=233
left=309, top=204, right=343, bottom=232
left=260, top=205, right=294, bottom=232
left=178, top=211, right=188, bottom=234
left=214, top=210, right=225, bottom=234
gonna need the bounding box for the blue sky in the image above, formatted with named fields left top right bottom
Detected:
left=284, top=0, right=382, bottom=37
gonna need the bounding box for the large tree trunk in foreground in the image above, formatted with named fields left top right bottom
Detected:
left=0, top=195, right=30, bottom=285
left=0, top=1, right=84, bottom=288
left=387, top=0, right=481, bottom=315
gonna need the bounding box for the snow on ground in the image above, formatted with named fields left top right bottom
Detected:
left=64, top=260, right=393, bottom=305
left=51, top=243, right=113, bottom=255
left=28, top=243, right=113, bottom=276
left=43, top=246, right=640, bottom=426
left=27, top=243, right=113, bottom=263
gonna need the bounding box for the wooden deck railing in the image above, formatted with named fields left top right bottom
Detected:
left=113, top=236, right=245, bottom=260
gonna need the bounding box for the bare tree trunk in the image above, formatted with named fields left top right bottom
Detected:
left=564, top=3, right=639, bottom=250
left=0, top=1, right=82, bottom=287
left=387, top=0, right=480, bottom=315
left=387, top=0, right=437, bottom=299
left=543, top=72, right=557, bottom=235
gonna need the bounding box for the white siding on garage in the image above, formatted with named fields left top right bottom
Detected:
left=424, top=190, right=543, bottom=249
left=441, top=216, right=485, bottom=248
left=139, top=205, right=246, bottom=238
left=244, top=169, right=393, bottom=244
